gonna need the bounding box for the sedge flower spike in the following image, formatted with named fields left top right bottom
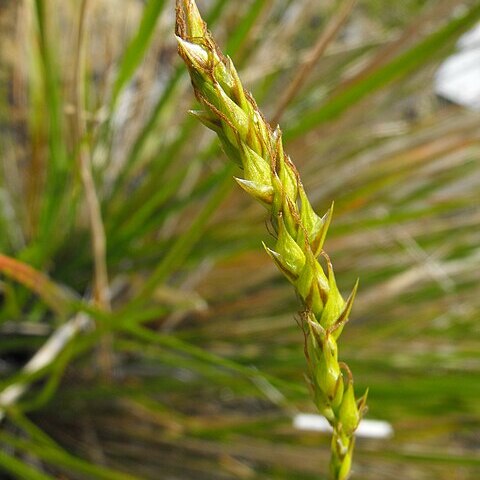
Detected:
left=175, top=1, right=368, bottom=478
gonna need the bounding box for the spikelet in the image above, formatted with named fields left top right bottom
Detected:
left=175, top=2, right=367, bottom=478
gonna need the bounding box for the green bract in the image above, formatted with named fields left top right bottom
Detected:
left=176, top=1, right=368, bottom=478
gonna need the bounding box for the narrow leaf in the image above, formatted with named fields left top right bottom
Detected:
left=0, top=254, right=77, bottom=316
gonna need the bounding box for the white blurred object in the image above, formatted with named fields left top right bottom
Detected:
left=293, top=413, right=394, bottom=439
left=434, top=22, right=480, bottom=111
left=0, top=313, right=91, bottom=422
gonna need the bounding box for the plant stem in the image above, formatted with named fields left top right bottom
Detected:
left=175, top=1, right=368, bottom=478
left=73, top=0, right=112, bottom=378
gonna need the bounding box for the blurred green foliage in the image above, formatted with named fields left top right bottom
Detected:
left=0, top=0, right=479, bottom=479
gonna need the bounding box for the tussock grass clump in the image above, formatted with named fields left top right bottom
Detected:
left=176, top=1, right=367, bottom=477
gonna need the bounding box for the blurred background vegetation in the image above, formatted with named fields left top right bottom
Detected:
left=0, top=0, right=479, bottom=478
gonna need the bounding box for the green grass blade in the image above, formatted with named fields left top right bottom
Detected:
left=110, top=0, right=167, bottom=109
left=225, top=0, right=269, bottom=56
left=0, top=450, right=54, bottom=480
left=18, top=342, right=73, bottom=413
left=0, top=432, right=141, bottom=480
left=131, top=164, right=235, bottom=304
left=0, top=254, right=77, bottom=316
left=124, top=323, right=305, bottom=397
left=285, top=3, right=480, bottom=138
left=32, top=0, right=71, bottom=258
left=7, top=408, right=61, bottom=448
left=109, top=0, right=229, bottom=200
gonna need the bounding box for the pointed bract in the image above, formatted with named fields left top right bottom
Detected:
left=235, top=178, right=274, bottom=205
left=176, top=36, right=209, bottom=71
left=273, top=215, right=306, bottom=278
left=241, top=143, right=271, bottom=186
left=338, top=377, right=360, bottom=436
left=176, top=0, right=206, bottom=38
left=189, top=109, right=221, bottom=132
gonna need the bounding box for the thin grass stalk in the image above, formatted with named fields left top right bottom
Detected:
left=73, top=0, right=112, bottom=377
left=271, top=0, right=357, bottom=124
left=175, top=1, right=367, bottom=478
left=74, top=0, right=110, bottom=309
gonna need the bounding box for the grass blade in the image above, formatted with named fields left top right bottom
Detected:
left=285, top=3, right=480, bottom=138
left=0, top=450, right=54, bottom=480
left=0, top=254, right=77, bottom=316
left=110, top=0, right=167, bottom=109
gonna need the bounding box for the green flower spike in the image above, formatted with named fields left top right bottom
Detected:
left=175, top=1, right=368, bottom=478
